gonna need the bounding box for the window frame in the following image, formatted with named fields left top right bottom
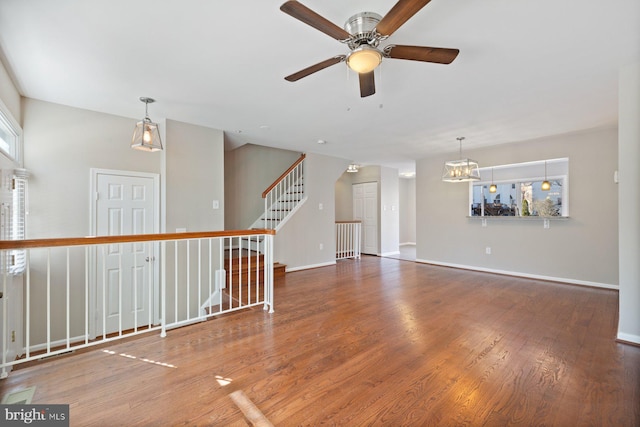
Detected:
left=469, top=159, right=569, bottom=218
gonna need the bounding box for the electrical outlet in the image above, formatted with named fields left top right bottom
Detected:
left=485, top=247, right=491, bottom=255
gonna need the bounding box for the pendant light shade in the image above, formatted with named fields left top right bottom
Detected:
left=489, top=167, right=497, bottom=193
left=541, top=160, right=551, bottom=191
left=442, top=137, right=480, bottom=182
left=131, top=97, right=163, bottom=152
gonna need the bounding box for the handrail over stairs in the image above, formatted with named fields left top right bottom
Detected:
left=262, top=153, right=306, bottom=198
left=0, top=229, right=276, bottom=250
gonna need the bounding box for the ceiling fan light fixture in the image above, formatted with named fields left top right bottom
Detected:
left=131, top=97, right=163, bottom=152
left=346, top=46, right=382, bottom=74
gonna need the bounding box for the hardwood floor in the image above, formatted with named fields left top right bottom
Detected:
left=1, top=256, right=638, bottom=426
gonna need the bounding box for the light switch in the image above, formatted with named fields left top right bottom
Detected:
left=212, top=200, right=220, bottom=209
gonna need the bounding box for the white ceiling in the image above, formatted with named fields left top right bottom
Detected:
left=0, top=0, right=638, bottom=175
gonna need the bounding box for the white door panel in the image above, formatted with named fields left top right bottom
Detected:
left=94, top=171, right=158, bottom=334
left=353, top=182, right=378, bottom=255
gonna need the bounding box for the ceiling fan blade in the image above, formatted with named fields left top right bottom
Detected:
left=280, top=1, right=351, bottom=41
left=285, top=55, right=346, bottom=82
left=359, top=72, right=376, bottom=98
left=385, top=45, right=459, bottom=64
left=376, top=0, right=433, bottom=37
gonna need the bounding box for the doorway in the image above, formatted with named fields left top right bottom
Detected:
left=90, top=169, right=160, bottom=335
left=353, top=182, right=378, bottom=255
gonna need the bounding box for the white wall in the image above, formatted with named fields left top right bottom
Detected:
left=618, top=62, right=640, bottom=344
left=416, top=127, right=618, bottom=288
left=399, top=178, right=416, bottom=244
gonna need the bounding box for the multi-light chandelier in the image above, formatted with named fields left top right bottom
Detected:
left=442, top=137, right=480, bottom=182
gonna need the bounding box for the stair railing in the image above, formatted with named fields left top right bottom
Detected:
left=336, top=221, right=362, bottom=260
left=0, top=229, right=275, bottom=377
left=262, top=154, right=306, bottom=230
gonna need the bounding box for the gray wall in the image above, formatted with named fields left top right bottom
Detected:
left=23, top=98, right=160, bottom=239
left=21, top=99, right=226, bottom=344
left=334, top=171, right=353, bottom=221
left=399, top=178, right=416, bottom=244
left=416, top=126, right=618, bottom=287
left=274, top=153, right=350, bottom=270
left=0, top=60, right=20, bottom=124
left=380, top=166, right=399, bottom=256
left=165, top=119, right=224, bottom=233
left=224, top=143, right=301, bottom=230
left=618, top=62, right=640, bottom=343
left=334, top=165, right=400, bottom=256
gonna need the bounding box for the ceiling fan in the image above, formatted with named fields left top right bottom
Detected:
left=280, top=0, right=459, bottom=98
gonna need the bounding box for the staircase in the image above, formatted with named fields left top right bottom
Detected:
left=251, top=154, right=306, bottom=232
left=224, top=249, right=287, bottom=295
left=233, top=154, right=306, bottom=284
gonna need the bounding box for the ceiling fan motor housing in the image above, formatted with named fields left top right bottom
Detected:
left=344, top=12, right=383, bottom=49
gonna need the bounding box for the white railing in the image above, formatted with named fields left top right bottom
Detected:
left=262, top=154, right=305, bottom=230
left=336, top=221, right=361, bottom=260
left=0, top=229, right=275, bottom=377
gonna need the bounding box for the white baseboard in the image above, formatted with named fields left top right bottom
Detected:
left=400, top=242, right=416, bottom=246
left=415, top=258, right=619, bottom=290
left=380, top=251, right=400, bottom=256
left=286, top=261, right=336, bottom=272
left=617, top=332, right=640, bottom=345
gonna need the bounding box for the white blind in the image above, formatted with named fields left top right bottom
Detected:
left=9, top=171, right=28, bottom=275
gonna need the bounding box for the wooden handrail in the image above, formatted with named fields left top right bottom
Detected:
left=0, top=229, right=276, bottom=250
left=262, top=153, right=306, bottom=198
left=335, top=220, right=362, bottom=224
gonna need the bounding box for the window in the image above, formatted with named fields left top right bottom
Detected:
left=0, top=100, right=26, bottom=274
left=0, top=106, right=20, bottom=162
left=469, top=158, right=569, bottom=217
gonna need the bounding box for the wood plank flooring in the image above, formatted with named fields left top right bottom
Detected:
left=1, top=256, right=638, bottom=426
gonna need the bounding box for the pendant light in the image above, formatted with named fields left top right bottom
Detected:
left=541, top=160, right=551, bottom=191
left=131, top=97, right=163, bottom=152
left=442, top=137, right=480, bottom=182
left=489, top=168, right=497, bottom=193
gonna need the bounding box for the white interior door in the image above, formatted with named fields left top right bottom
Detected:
left=353, top=182, right=378, bottom=255
left=93, top=170, right=158, bottom=334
